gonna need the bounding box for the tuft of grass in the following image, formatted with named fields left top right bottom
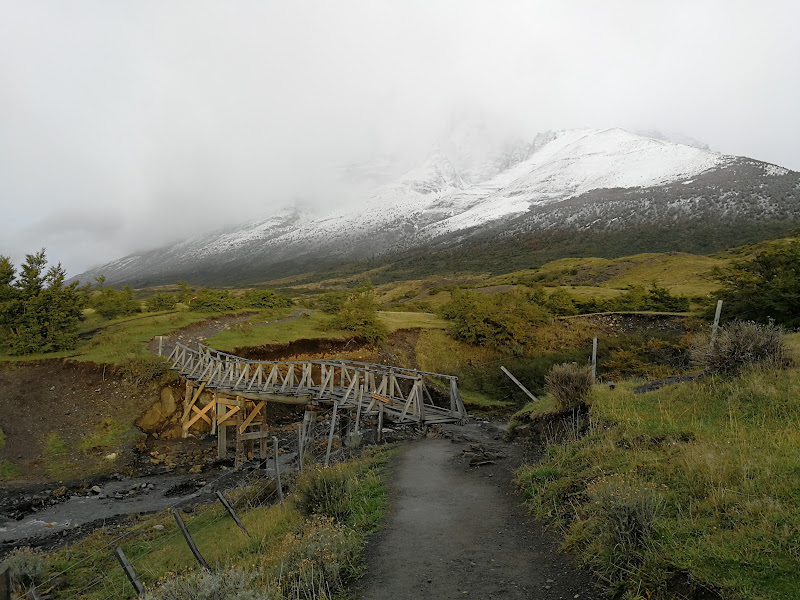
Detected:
left=545, top=363, right=594, bottom=409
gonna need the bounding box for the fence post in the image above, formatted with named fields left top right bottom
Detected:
left=158, top=336, right=163, bottom=356
left=710, top=299, right=723, bottom=348
left=297, top=422, right=304, bottom=473
left=591, top=336, right=598, bottom=380
left=171, top=508, right=211, bottom=572
left=113, top=545, right=145, bottom=597
left=0, top=565, right=10, bottom=600
left=325, top=401, right=339, bottom=467
left=273, top=436, right=284, bottom=503
left=216, top=490, right=250, bottom=537
left=355, top=385, right=364, bottom=432
left=377, top=403, right=384, bottom=442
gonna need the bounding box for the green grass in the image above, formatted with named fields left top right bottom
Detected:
left=377, top=311, right=448, bottom=332
left=0, top=459, right=22, bottom=479
left=27, top=446, right=397, bottom=599
left=208, top=311, right=351, bottom=350
left=516, top=363, right=800, bottom=599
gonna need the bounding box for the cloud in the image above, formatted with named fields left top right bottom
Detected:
left=0, top=0, right=798, bottom=275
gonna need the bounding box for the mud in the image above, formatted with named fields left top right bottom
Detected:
left=355, top=421, right=605, bottom=600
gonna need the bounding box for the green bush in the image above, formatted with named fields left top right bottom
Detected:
left=440, top=288, right=550, bottom=349
left=545, top=362, right=594, bottom=409
left=144, top=567, right=277, bottom=600
left=331, top=280, right=387, bottom=344
left=146, top=293, right=177, bottom=312
left=692, top=320, right=789, bottom=374
left=189, top=288, right=241, bottom=312
left=243, top=289, right=292, bottom=309
left=93, top=285, right=141, bottom=319
left=122, top=354, right=171, bottom=385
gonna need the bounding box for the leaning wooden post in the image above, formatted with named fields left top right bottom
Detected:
left=273, top=436, right=284, bottom=503
left=171, top=508, right=211, bottom=571
left=217, top=401, right=227, bottom=460
left=0, top=565, right=10, bottom=600
left=355, top=385, right=364, bottom=432
left=324, top=401, right=339, bottom=467
left=591, top=336, right=598, bottom=381
left=710, top=299, right=723, bottom=348
left=157, top=336, right=163, bottom=356
left=216, top=490, right=250, bottom=537
left=113, top=545, right=145, bottom=597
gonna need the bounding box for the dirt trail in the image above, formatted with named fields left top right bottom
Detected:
left=357, top=422, right=604, bottom=600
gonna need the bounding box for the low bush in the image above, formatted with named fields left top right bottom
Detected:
left=692, top=320, right=789, bottom=374
left=1, top=546, right=47, bottom=591
left=146, top=293, right=177, bottom=312
left=144, top=567, right=277, bottom=600
left=545, top=363, right=594, bottom=408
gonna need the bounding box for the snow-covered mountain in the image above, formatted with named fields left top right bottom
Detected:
left=77, top=128, right=800, bottom=286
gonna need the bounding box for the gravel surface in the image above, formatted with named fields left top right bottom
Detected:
left=356, top=421, right=606, bottom=600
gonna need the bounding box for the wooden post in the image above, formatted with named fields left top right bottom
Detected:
left=297, top=422, right=304, bottom=473
left=0, top=565, right=10, bottom=600
left=356, top=385, right=364, bottom=431
left=157, top=336, right=163, bottom=356
left=591, top=336, right=598, bottom=380
left=259, top=405, right=268, bottom=465
left=216, top=490, right=250, bottom=537
left=113, top=545, right=145, bottom=597
left=710, top=299, right=723, bottom=348
left=171, top=508, right=211, bottom=571
left=273, top=436, right=284, bottom=503
left=234, top=406, right=245, bottom=472
left=324, top=401, right=339, bottom=467
left=217, top=401, right=227, bottom=460
left=377, top=403, right=384, bottom=442
left=500, top=366, right=538, bottom=402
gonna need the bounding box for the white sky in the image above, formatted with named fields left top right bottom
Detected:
left=1, top=0, right=799, bottom=275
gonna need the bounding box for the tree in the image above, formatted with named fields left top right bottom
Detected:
left=714, top=240, right=800, bottom=327
left=332, top=280, right=387, bottom=343
left=0, top=250, right=86, bottom=354
left=92, top=285, right=141, bottom=319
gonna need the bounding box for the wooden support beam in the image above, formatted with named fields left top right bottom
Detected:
left=501, top=366, right=538, bottom=402
left=171, top=508, right=210, bottom=571
left=184, top=400, right=215, bottom=431
left=216, top=490, right=249, bottom=536
left=239, top=401, right=266, bottom=433
left=217, top=405, right=241, bottom=425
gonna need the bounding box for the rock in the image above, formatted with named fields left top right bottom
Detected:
left=52, top=487, right=68, bottom=497
left=188, top=465, right=203, bottom=474
left=152, top=524, right=164, bottom=530
left=90, top=485, right=102, bottom=494
left=104, top=452, right=118, bottom=461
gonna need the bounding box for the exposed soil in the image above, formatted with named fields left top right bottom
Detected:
left=356, top=421, right=606, bottom=600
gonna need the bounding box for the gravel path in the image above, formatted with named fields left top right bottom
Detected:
left=356, top=422, right=604, bottom=600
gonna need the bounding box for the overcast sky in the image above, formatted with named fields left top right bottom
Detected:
left=1, top=0, right=799, bottom=276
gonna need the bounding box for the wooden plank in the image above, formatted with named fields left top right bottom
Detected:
left=500, top=366, right=538, bottom=402
left=239, top=401, right=266, bottom=433
left=370, top=392, right=393, bottom=405
left=324, top=400, right=339, bottom=467
left=217, top=402, right=227, bottom=459
left=240, top=430, right=273, bottom=441
left=217, top=405, right=241, bottom=425
left=171, top=508, right=211, bottom=571
left=184, top=400, right=215, bottom=430
left=273, top=436, right=284, bottom=503
left=113, top=545, right=145, bottom=597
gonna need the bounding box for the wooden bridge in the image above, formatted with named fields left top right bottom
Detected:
left=166, top=342, right=467, bottom=461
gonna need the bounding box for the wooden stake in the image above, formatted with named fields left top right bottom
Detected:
left=710, top=299, right=723, bottom=348
left=113, top=545, right=145, bottom=597
left=0, top=565, right=10, bottom=600
left=217, top=402, right=227, bottom=460
left=234, top=408, right=245, bottom=471
left=297, top=422, right=304, bottom=473
left=273, top=436, right=284, bottom=503
left=377, top=403, right=384, bottom=442
left=171, top=508, right=210, bottom=571
left=500, top=366, right=538, bottom=402
left=157, top=336, right=163, bottom=356
left=216, top=490, right=250, bottom=537
left=324, top=401, right=339, bottom=467
left=591, top=336, right=598, bottom=380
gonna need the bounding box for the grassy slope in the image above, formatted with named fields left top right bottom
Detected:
left=515, top=334, right=800, bottom=599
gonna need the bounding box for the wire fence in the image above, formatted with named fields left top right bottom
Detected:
left=5, top=403, right=388, bottom=600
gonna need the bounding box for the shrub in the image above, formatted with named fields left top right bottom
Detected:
left=146, top=293, right=177, bottom=312
left=122, top=354, right=170, bottom=385
left=692, top=320, right=789, bottom=374
left=93, top=285, right=141, bottom=319
left=189, top=288, right=241, bottom=312
left=294, top=463, right=357, bottom=521
left=1, top=546, right=47, bottom=591
left=276, top=518, right=360, bottom=599
left=545, top=362, right=594, bottom=408
left=144, top=567, right=277, bottom=600
left=331, top=280, right=387, bottom=344
left=243, top=289, right=292, bottom=309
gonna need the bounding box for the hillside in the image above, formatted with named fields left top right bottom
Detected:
left=74, top=128, right=800, bottom=287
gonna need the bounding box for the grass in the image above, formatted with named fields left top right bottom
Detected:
left=377, top=311, right=448, bottom=332
left=25, top=446, right=397, bottom=599
left=515, top=359, right=800, bottom=599
left=208, top=311, right=352, bottom=350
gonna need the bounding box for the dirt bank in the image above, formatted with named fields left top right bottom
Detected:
left=356, top=421, right=605, bottom=600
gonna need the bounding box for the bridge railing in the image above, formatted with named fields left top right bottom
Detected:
left=165, top=342, right=467, bottom=422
